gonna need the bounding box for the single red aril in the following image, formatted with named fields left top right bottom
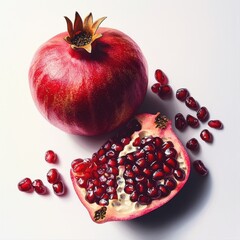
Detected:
left=185, top=96, right=199, bottom=111
left=158, top=85, right=172, bottom=99
left=200, top=129, right=213, bottom=143
left=208, top=120, right=223, bottom=129
left=186, top=138, right=199, bottom=151
left=18, top=178, right=33, bottom=192
left=32, top=179, right=47, bottom=195
left=45, top=150, right=57, bottom=163
left=53, top=181, right=65, bottom=196
left=151, top=83, right=161, bottom=93
left=175, top=113, right=186, bottom=131
left=197, top=107, right=209, bottom=122
left=70, top=113, right=190, bottom=223
left=193, top=160, right=208, bottom=176
left=154, top=69, right=168, bottom=85
left=47, top=168, right=60, bottom=184
left=28, top=11, right=148, bottom=136
left=186, top=114, right=200, bottom=128
left=176, top=88, right=190, bottom=101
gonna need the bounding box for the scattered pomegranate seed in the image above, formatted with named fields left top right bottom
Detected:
left=151, top=83, right=161, bottom=93
left=175, top=113, right=187, bottom=130
left=200, top=129, right=213, bottom=143
left=186, top=138, right=199, bottom=151
left=45, top=150, right=57, bottom=163
left=197, top=107, right=209, bottom=122
left=186, top=114, right=200, bottom=128
left=52, top=181, right=65, bottom=196
left=158, top=85, right=172, bottom=99
left=208, top=120, right=223, bottom=129
left=47, top=168, right=60, bottom=184
left=193, top=160, right=208, bottom=176
left=154, top=69, right=168, bottom=85
left=32, top=179, right=47, bottom=195
left=185, top=96, right=199, bottom=111
left=176, top=88, right=190, bottom=101
left=18, top=177, right=33, bottom=192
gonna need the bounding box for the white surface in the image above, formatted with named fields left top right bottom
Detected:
left=0, top=0, right=240, bottom=239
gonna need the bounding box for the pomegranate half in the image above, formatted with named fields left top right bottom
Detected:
left=28, top=12, right=148, bottom=136
left=70, top=113, right=190, bottom=223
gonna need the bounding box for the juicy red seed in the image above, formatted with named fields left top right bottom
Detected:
left=151, top=83, right=161, bottom=93
left=111, top=144, right=123, bottom=152
left=135, top=175, right=147, bottom=184
left=155, top=150, right=164, bottom=161
left=165, top=177, right=177, bottom=190
left=32, top=179, right=47, bottom=195
left=197, top=107, right=209, bottom=122
left=94, top=186, right=105, bottom=198
left=125, top=178, right=135, bottom=185
left=97, top=148, right=105, bottom=157
left=152, top=169, right=165, bottom=180
left=143, top=144, right=155, bottom=152
left=162, top=141, right=174, bottom=151
left=77, top=177, right=88, bottom=188
left=141, top=136, right=154, bottom=146
left=121, top=137, right=131, bottom=145
left=143, top=168, right=152, bottom=177
left=123, top=169, right=135, bottom=178
left=175, top=113, right=187, bottom=130
left=185, top=96, right=199, bottom=110
left=138, top=194, right=152, bottom=205
left=103, top=141, right=112, bottom=150
left=154, top=69, right=168, bottom=85
left=165, top=158, right=179, bottom=169
left=117, top=156, right=126, bottom=165
left=193, top=160, right=208, bottom=176
left=176, top=88, right=190, bottom=101
left=154, top=137, right=163, bottom=147
left=130, top=191, right=138, bottom=202
left=47, top=168, right=60, bottom=184
left=108, top=158, right=117, bottom=167
left=159, top=185, right=170, bottom=197
left=164, top=147, right=178, bottom=158
left=186, top=114, right=200, bottom=128
left=174, top=168, right=186, bottom=181
left=163, top=164, right=173, bottom=175
left=18, top=178, right=33, bottom=192
left=45, top=150, right=57, bottom=163
left=52, top=181, right=65, bottom=196
left=200, top=129, right=213, bottom=143
left=208, top=120, right=223, bottom=129
left=134, top=149, right=145, bottom=158
left=98, top=194, right=109, bottom=206
left=145, top=152, right=155, bottom=163
left=150, top=161, right=162, bottom=171
left=136, top=158, right=148, bottom=168
left=132, top=165, right=141, bottom=175
left=158, top=85, right=172, bottom=99
left=86, top=190, right=95, bottom=203
left=72, top=158, right=92, bottom=173
left=136, top=183, right=146, bottom=194
left=106, top=179, right=116, bottom=187
left=133, top=137, right=141, bottom=147
left=124, top=184, right=135, bottom=194
left=147, top=186, right=161, bottom=199
left=186, top=138, right=199, bottom=151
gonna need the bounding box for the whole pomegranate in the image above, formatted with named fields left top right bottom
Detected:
left=70, top=113, right=190, bottom=223
left=29, top=12, right=148, bottom=136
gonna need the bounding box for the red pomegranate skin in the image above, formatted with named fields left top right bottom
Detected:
left=29, top=28, right=148, bottom=136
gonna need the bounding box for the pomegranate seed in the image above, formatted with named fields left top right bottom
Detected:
left=200, top=129, right=213, bottom=143
left=165, top=177, right=177, bottom=190
left=18, top=177, right=33, bottom=192
left=186, top=138, right=199, bottom=151
left=52, top=181, right=65, bottom=196
left=151, top=83, right=161, bottom=93
left=175, top=113, right=187, bottom=131
left=32, top=179, right=47, bottom=195
left=147, top=186, right=161, bottom=199
left=47, top=168, right=60, bottom=184
left=176, top=88, right=190, bottom=101
left=186, top=114, right=200, bottom=128
left=130, top=191, right=138, bottom=202
left=165, top=158, right=179, bottom=169
left=158, top=85, right=172, bottom=99
left=45, top=150, right=57, bottom=163
left=154, top=69, right=168, bottom=85
left=138, top=194, right=152, bottom=205
left=185, top=96, right=199, bottom=110
left=197, top=106, right=209, bottom=122
left=193, top=160, right=208, bottom=176
left=159, top=185, right=170, bottom=197
left=174, top=168, right=185, bottom=181
left=208, top=120, right=223, bottom=129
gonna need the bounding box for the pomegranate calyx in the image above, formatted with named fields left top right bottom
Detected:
left=64, top=11, right=107, bottom=53
left=154, top=113, right=168, bottom=129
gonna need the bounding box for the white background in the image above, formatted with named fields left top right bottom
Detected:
left=1, top=0, right=240, bottom=239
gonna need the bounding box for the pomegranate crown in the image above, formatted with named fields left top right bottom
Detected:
left=64, top=11, right=107, bottom=53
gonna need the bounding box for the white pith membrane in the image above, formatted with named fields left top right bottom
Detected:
left=70, top=113, right=190, bottom=223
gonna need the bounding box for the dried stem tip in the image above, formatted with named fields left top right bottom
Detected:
left=64, top=11, right=107, bottom=53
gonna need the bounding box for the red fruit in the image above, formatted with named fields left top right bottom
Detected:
left=186, top=114, right=200, bottom=128
left=28, top=12, right=148, bottom=136
left=151, top=83, right=161, bottom=93
left=154, top=69, right=168, bottom=85
left=70, top=113, right=191, bottom=223
left=18, top=178, right=33, bottom=192
left=47, top=168, right=60, bottom=184
left=186, top=138, right=199, bottom=151
left=52, top=181, right=65, bottom=196
left=193, top=160, right=208, bottom=176
left=45, top=150, right=57, bottom=163
left=32, top=179, right=47, bottom=195
left=200, top=129, right=213, bottom=143
left=197, top=107, right=209, bottom=122
left=158, top=85, right=172, bottom=99
left=175, top=113, right=186, bottom=130
left=208, top=120, right=223, bottom=129
left=185, top=96, right=199, bottom=110
left=176, top=88, right=190, bottom=101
